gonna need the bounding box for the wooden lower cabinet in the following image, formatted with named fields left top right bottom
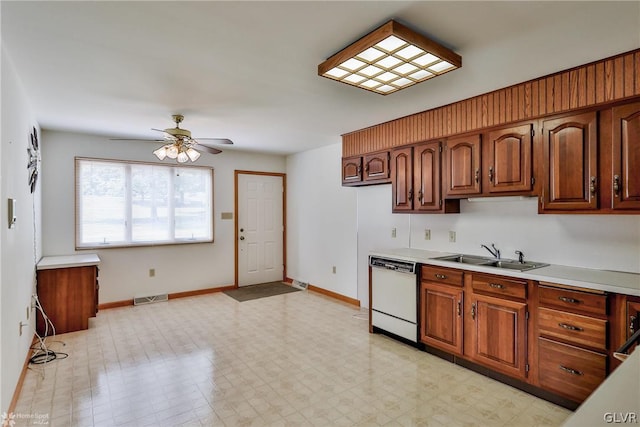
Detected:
left=538, top=338, right=606, bottom=402
left=420, top=282, right=463, bottom=355
left=536, top=282, right=609, bottom=403
left=36, top=265, right=99, bottom=335
left=468, top=293, right=528, bottom=379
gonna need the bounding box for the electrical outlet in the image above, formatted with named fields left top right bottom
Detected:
left=449, top=231, right=456, bottom=242
left=424, top=229, right=431, bottom=240
left=19, top=321, right=28, bottom=336
left=149, top=268, right=155, bottom=277
left=391, top=227, right=397, bottom=238
left=332, top=266, right=336, bottom=274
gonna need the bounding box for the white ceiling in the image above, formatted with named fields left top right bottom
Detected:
left=2, top=1, right=639, bottom=155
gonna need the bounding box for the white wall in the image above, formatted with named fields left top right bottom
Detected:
left=0, top=48, right=42, bottom=412
left=286, top=143, right=358, bottom=300
left=355, top=185, right=640, bottom=307
left=41, top=130, right=286, bottom=303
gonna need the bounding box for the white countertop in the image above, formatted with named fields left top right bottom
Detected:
left=370, top=248, right=640, bottom=296
left=36, top=254, right=101, bottom=270
left=562, top=347, right=640, bottom=426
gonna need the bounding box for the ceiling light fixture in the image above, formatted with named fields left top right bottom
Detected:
left=318, top=20, right=461, bottom=95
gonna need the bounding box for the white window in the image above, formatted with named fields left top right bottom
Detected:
left=75, top=158, right=213, bottom=248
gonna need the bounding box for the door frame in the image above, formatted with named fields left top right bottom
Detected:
left=234, top=170, right=287, bottom=287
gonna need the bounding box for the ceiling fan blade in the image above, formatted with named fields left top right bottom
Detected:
left=194, top=138, right=234, bottom=145
left=109, top=138, right=166, bottom=142
left=196, top=145, right=222, bottom=155
left=151, top=128, right=167, bottom=133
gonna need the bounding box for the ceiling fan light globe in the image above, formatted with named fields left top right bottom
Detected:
left=153, top=146, right=168, bottom=160
left=186, top=148, right=201, bottom=162
left=176, top=151, right=189, bottom=163
left=166, top=145, right=179, bottom=159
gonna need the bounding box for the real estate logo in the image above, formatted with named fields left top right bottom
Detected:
left=1, top=412, right=49, bottom=426
left=1, top=412, right=15, bottom=427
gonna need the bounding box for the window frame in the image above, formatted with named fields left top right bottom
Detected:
left=75, top=157, right=214, bottom=250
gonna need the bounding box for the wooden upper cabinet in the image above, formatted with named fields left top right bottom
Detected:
left=413, top=141, right=442, bottom=211
left=342, top=156, right=362, bottom=185
left=486, top=124, right=533, bottom=193
left=444, top=134, right=482, bottom=197
left=541, top=112, right=598, bottom=211
left=363, top=152, right=390, bottom=182
left=612, top=102, right=640, bottom=210
left=342, top=151, right=390, bottom=186
left=391, top=147, right=413, bottom=212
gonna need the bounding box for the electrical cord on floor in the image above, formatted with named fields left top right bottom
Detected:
left=29, top=294, right=68, bottom=365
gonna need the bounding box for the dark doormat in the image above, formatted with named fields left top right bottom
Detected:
left=223, top=281, right=300, bottom=302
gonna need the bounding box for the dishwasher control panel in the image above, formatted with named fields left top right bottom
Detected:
left=369, top=256, right=417, bottom=274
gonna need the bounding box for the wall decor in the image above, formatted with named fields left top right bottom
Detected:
left=27, top=126, right=40, bottom=193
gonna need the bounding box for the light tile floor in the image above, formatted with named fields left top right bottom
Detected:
left=13, top=290, right=571, bottom=426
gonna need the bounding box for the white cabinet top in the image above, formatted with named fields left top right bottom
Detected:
left=36, top=254, right=100, bottom=270
left=370, top=248, right=640, bottom=296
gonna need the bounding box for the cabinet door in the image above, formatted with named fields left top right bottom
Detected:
left=363, top=152, right=390, bottom=182
left=420, top=282, right=463, bottom=355
left=413, top=141, right=443, bottom=211
left=444, top=134, right=482, bottom=197
left=391, top=147, right=413, bottom=212
left=612, top=102, right=640, bottom=209
left=541, top=112, right=598, bottom=210
left=342, top=156, right=362, bottom=185
left=469, top=293, right=528, bottom=379
left=486, top=124, right=533, bottom=193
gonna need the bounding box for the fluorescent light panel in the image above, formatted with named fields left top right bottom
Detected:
left=318, top=20, right=461, bottom=95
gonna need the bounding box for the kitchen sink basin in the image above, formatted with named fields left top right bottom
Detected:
left=434, top=254, right=548, bottom=271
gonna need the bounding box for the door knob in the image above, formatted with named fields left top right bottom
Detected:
left=239, top=236, right=245, bottom=240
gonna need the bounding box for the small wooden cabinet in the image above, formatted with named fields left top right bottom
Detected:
left=443, top=134, right=482, bottom=197
left=611, top=102, right=640, bottom=210
left=419, top=266, right=464, bottom=355
left=342, top=151, right=390, bottom=186
left=485, top=123, right=533, bottom=194
left=36, top=255, right=100, bottom=336
left=392, top=142, right=460, bottom=213
left=540, top=111, right=599, bottom=211
left=467, top=273, right=529, bottom=379
left=443, top=123, right=534, bottom=199
left=536, top=283, right=608, bottom=403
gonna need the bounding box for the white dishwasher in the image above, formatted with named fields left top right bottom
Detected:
left=369, top=255, right=418, bottom=343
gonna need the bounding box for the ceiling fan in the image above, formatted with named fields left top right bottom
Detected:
left=111, top=114, right=233, bottom=162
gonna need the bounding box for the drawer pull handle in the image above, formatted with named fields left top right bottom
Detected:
left=558, top=296, right=580, bottom=304
left=559, top=365, right=583, bottom=376
left=435, top=274, right=447, bottom=280
left=558, top=323, right=583, bottom=332
left=489, top=283, right=504, bottom=289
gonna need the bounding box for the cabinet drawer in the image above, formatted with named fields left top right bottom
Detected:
left=538, top=285, right=607, bottom=316
left=538, top=338, right=606, bottom=403
left=471, top=273, right=526, bottom=300
left=538, top=307, right=607, bottom=351
left=421, top=266, right=463, bottom=287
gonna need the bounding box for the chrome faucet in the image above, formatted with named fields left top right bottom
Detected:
left=515, top=250, right=525, bottom=264
left=481, top=243, right=501, bottom=259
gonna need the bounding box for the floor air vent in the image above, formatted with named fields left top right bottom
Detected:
left=291, top=280, right=308, bottom=290
left=134, top=293, right=168, bottom=306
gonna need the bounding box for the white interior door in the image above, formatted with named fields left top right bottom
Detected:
left=237, top=173, right=284, bottom=286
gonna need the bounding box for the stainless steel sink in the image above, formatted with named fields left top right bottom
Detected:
left=434, top=254, right=548, bottom=271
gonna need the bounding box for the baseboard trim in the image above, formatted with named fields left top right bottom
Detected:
left=8, top=335, right=35, bottom=416
left=307, top=284, right=360, bottom=307
left=168, top=285, right=235, bottom=300
left=98, top=285, right=235, bottom=310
